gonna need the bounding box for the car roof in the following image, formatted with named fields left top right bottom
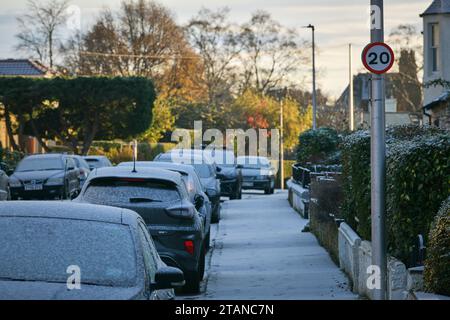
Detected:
left=83, top=155, right=108, bottom=160
left=24, top=153, right=64, bottom=159
left=158, top=151, right=214, bottom=165
left=0, top=201, right=138, bottom=225
left=118, top=161, right=195, bottom=175
left=89, top=166, right=184, bottom=186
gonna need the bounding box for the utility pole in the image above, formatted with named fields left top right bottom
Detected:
left=305, top=24, right=317, bottom=130
left=370, top=0, right=387, bottom=300
left=349, top=43, right=355, bottom=131
left=279, top=88, right=286, bottom=190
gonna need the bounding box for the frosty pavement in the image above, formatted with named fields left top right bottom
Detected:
left=183, top=190, right=358, bottom=300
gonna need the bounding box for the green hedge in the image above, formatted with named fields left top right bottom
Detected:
left=424, top=197, right=450, bottom=296
left=296, top=127, right=341, bottom=164
left=341, top=125, right=450, bottom=266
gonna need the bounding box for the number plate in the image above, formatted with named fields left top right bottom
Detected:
left=243, top=182, right=254, bottom=187
left=24, top=184, right=43, bottom=191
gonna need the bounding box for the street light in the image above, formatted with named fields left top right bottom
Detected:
left=304, top=24, right=317, bottom=130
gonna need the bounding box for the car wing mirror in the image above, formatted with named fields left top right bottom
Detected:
left=194, top=194, right=205, bottom=210
left=152, top=267, right=185, bottom=290
left=216, top=166, right=222, bottom=173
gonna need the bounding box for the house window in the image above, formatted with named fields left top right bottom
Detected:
left=429, top=23, right=440, bottom=73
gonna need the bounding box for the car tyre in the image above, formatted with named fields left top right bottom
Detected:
left=183, top=249, right=205, bottom=294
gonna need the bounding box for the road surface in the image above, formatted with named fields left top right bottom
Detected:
left=182, top=190, right=358, bottom=300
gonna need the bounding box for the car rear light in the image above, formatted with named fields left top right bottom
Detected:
left=184, top=240, right=195, bottom=255
left=165, top=204, right=195, bottom=220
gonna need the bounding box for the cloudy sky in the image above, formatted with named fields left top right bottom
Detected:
left=0, top=0, right=431, bottom=98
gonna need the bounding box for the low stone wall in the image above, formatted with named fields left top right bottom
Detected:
left=338, top=223, right=408, bottom=300
left=286, top=179, right=309, bottom=219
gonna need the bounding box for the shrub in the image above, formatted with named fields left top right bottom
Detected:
left=0, top=147, right=24, bottom=170
left=296, top=127, right=340, bottom=164
left=386, top=134, right=450, bottom=264
left=341, top=125, right=450, bottom=266
left=424, top=197, right=450, bottom=296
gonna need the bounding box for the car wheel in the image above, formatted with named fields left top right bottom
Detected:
left=205, top=231, right=211, bottom=252
left=211, top=205, right=220, bottom=223
left=183, top=249, right=205, bottom=294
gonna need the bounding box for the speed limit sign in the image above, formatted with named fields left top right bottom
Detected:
left=362, top=42, right=395, bottom=74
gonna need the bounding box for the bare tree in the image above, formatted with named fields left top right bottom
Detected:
left=15, top=0, right=69, bottom=68
left=239, top=11, right=309, bottom=94
left=186, top=7, right=242, bottom=106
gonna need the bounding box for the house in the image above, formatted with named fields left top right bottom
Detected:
left=421, top=0, right=450, bottom=129
left=335, top=73, right=422, bottom=129
left=0, top=59, right=57, bottom=153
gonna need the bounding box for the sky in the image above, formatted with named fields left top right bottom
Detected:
left=0, top=0, right=431, bottom=98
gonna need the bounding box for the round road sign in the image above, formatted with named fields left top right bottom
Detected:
left=362, top=42, right=395, bottom=75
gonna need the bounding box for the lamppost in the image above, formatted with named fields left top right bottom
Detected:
left=304, top=24, right=317, bottom=130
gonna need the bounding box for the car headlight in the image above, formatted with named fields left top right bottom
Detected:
left=9, top=178, right=22, bottom=188
left=46, top=177, right=64, bottom=186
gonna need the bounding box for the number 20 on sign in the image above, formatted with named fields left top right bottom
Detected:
left=362, top=42, right=395, bottom=75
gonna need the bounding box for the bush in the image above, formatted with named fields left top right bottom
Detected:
left=424, top=197, right=450, bottom=296
left=0, top=147, right=24, bottom=170
left=296, top=127, right=340, bottom=164
left=341, top=125, right=450, bottom=266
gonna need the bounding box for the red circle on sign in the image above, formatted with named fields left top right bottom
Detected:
left=362, top=42, right=395, bottom=75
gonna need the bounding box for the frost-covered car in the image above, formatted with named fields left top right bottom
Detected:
left=9, top=154, right=80, bottom=200
left=83, top=155, right=112, bottom=170
left=237, top=156, right=275, bottom=194
left=118, top=161, right=213, bottom=247
left=75, top=167, right=206, bottom=293
left=0, top=201, right=184, bottom=300
left=154, top=151, right=221, bottom=223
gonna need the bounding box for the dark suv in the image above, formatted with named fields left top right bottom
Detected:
left=75, top=166, right=206, bottom=293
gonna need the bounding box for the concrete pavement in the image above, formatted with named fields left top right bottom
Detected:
left=183, top=190, right=358, bottom=300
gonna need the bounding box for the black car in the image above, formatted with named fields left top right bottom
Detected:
left=118, top=161, right=213, bottom=248
left=9, top=154, right=80, bottom=200
left=154, top=150, right=222, bottom=223
left=203, top=149, right=243, bottom=200
left=75, top=167, right=206, bottom=293
left=0, top=201, right=184, bottom=300
left=0, top=162, right=10, bottom=201
left=237, top=156, right=276, bottom=194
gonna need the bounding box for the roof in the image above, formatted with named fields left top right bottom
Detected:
left=0, top=59, right=54, bottom=77
left=421, top=0, right=450, bottom=16
left=423, top=91, right=450, bottom=110
left=88, top=166, right=183, bottom=186
left=157, top=150, right=214, bottom=165
left=0, top=201, right=137, bottom=225
left=118, top=161, right=195, bottom=176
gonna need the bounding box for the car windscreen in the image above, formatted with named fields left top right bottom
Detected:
left=192, top=164, right=213, bottom=178
left=207, top=150, right=235, bottom=167
left=83, top=178, right=181, bottom=205
left=16, top=157, right=63, bottom=172
left=237, top=157, right=271, bottom=169
left=85, top=159, right=103, bottom=168
left=0, top=217, right=137, bottom=287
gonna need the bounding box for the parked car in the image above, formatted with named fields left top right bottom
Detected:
left=118, top=161, right=213, bottom=246
left=0, top=162, right=10, bottom=201
left=75, top=167, right=206, bottom=293
left=83, top=155, right=112, bottom=170
left=70, top=155, right=91, bottom=188
left=203, top=149, right=243, bottom=200
left=9, top=154, right=80, bottom=200
left=154, top=151, right=221, bottom=222
left=0, top=201, right=184, bottom=300
left=237, top=156, right=276, bottom=194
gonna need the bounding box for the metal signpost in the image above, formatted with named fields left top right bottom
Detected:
left=361, top=0, right=395, bottom=300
